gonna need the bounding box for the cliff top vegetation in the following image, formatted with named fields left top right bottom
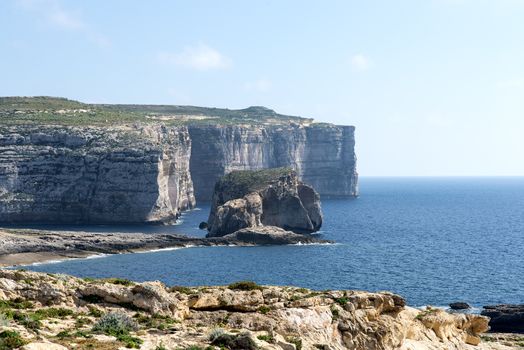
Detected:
left=216, top=167, right=295, bottom=196
left=0, top=96, right=323, bottom=127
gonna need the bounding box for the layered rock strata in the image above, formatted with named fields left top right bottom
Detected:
left=206, top=168, right=323, bottom=237
left=0, top=270, right=491, bottom=350
left=0, top=124, right=195, bottom=224
left=188, top=124, right=358, bottom=201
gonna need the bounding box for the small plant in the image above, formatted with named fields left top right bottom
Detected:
left=0, top=330, right=26, bottom=350
left=92, top=312, right=138, bottom=336
left=330, top=305, right=340, bottom=320
left=155, top=343, right=167, bottom=350
left=257, top=306, right=271, bottom=314
left=88, top=306, right=103, bottom=318
left=116, top=333, right=143, bottom=349
left=169, top=286, right=193, bottom=294
left=102, top=278, right=135, bottom=286
left=334, top=297, right=349, bottom=306
left=227, top=280, right=263, bottom=291
left=257, top=333, right=274, bottom=342
left=35, top=307, right=74, bottom=319
left=286, top=336, right=302, bottom=350
left=55, top=330, right=71, bottom=339
left=208, top=327, right=225, bottom=341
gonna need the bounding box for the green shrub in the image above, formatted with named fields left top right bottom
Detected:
left=0, top=330, right=26, bottom=350
left=286, top=336, right=302, bottom=350
left=88, top=306, right=103, bottom=318
left=208, top=327, right=225, bottom=341
left=169, top=286, right=193, bottom=294
left=227, top=281, right=263, bottom=291
left=92, top=312, right=138, bottom=336
left=55, top=330, right=71, bottom=339
left=116, top=333, right=143, bottom=349
left=257, top=334, right=274, bottom=342
left=102, top=278, right=135, bottom=286
left=257, top=306, right=271, bottom=314
left=35, top=307, right=74, bottom=319
left=334, top=297, right=349, bottom=306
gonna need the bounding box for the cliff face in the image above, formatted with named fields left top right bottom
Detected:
left=188, top=124, right=358, bottom=201
left=0, top=97, right=358, bottom=224
left=0, top=124, right=195, bottom=224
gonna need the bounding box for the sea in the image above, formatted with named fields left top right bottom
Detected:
left=8, top=177, right=524, bottom=308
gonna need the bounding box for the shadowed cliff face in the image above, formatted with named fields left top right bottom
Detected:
left=0, top=124, right=195, bottom=224
left=188, top=124, right=358, bottom=201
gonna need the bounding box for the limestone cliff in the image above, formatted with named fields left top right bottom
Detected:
left=189, top=123, right=358, bottom=201
left=206, top=168, right=322, bottom=237
left=0, top=124, right=195, bottom=224
left=0, top=97, right=358, bottom=224
left=0, top=270, right=493, bottom=350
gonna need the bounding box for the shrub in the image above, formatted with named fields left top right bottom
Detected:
left=257, top=306, right=271, bottom=314
left=88, top=306, right=103, bottom=318
left=211, top=332, right=257, bottom=350
left=286, top=336, right=302, bottom=350
left=334, top=297, right=349, bottom=306
left=257, top=334, right=274, bottom=342
left=169, top=286, right=193, bottom=294
left=155, top=343, right=167, bottom=350
left=102, top=278, right=135, bottom=286
left=116, top=333, right=143, bottom=349
left=227, top=281, right=263, bottom=291
left=55, top=330, right=71, bottom=339
left=35, top=307, right=74, bottom=319
left=208, top=327, right=225, bottom=341
left=92, top=312, right=138, bottom=336
left=0, top=330, right=26, bottom=350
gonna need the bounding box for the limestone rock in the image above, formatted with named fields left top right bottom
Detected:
left=21, top=343, right=68, bottom=350
left=223, top=226, right=327, bottom=245
left=206, top=168, right=323, bottom=237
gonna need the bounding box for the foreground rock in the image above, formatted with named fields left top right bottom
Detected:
left=482, top=305, right=524, bottom=333
left=0, top=270, right=493, bottom=350
left=0, top=228, right=329, bottom=267
left=207, top=168, right=323, bottom=237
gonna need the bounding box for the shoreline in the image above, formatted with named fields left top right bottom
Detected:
left=0, top=227, right=330, bottom=268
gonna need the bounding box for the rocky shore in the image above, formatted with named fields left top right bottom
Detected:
left=0, top=228, right=330, bottom=268
left=0, top=269, right=510, bottom=350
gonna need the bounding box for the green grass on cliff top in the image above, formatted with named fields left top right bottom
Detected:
left=0, top=96, right=321, bottom=127
left=218, top=167, right=294, bottom=195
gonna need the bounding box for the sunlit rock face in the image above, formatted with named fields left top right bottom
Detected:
left=188, top=124, right=358, bottom=201
left=0, top=124, right=195, bottom=224
left=206, top=168, right=323, bottom=237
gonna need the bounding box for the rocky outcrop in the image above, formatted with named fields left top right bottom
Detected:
left=188, top=124, right=358, bottom=201
left=0, top=270, right=492, bottom=350
left=0, top=124, right=195, bottom=224
left=481, top=304, right=524, bottom=333
left=206, top=168, right=323, bottom=237
left=0, top=227, right=331, bottom=267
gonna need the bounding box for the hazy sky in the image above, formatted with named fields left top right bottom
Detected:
left=1, top=0, right=523, bottom=176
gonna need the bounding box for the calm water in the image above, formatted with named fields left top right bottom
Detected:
left=10, top=177, right=524, bottom=307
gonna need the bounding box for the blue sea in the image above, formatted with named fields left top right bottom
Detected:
left=9, top=177, right=524, bottom=308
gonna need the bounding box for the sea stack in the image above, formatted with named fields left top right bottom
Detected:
left=206, top=167, right=323, bottom=237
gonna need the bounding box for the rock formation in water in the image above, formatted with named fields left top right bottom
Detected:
left=0, top=270, right=494, bottom=350
left=0, top=97, right=357, bottom=224
left=206, top=168, right=322, bottom=237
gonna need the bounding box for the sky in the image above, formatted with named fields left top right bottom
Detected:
left=1, top=0, right=523, bottom=176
